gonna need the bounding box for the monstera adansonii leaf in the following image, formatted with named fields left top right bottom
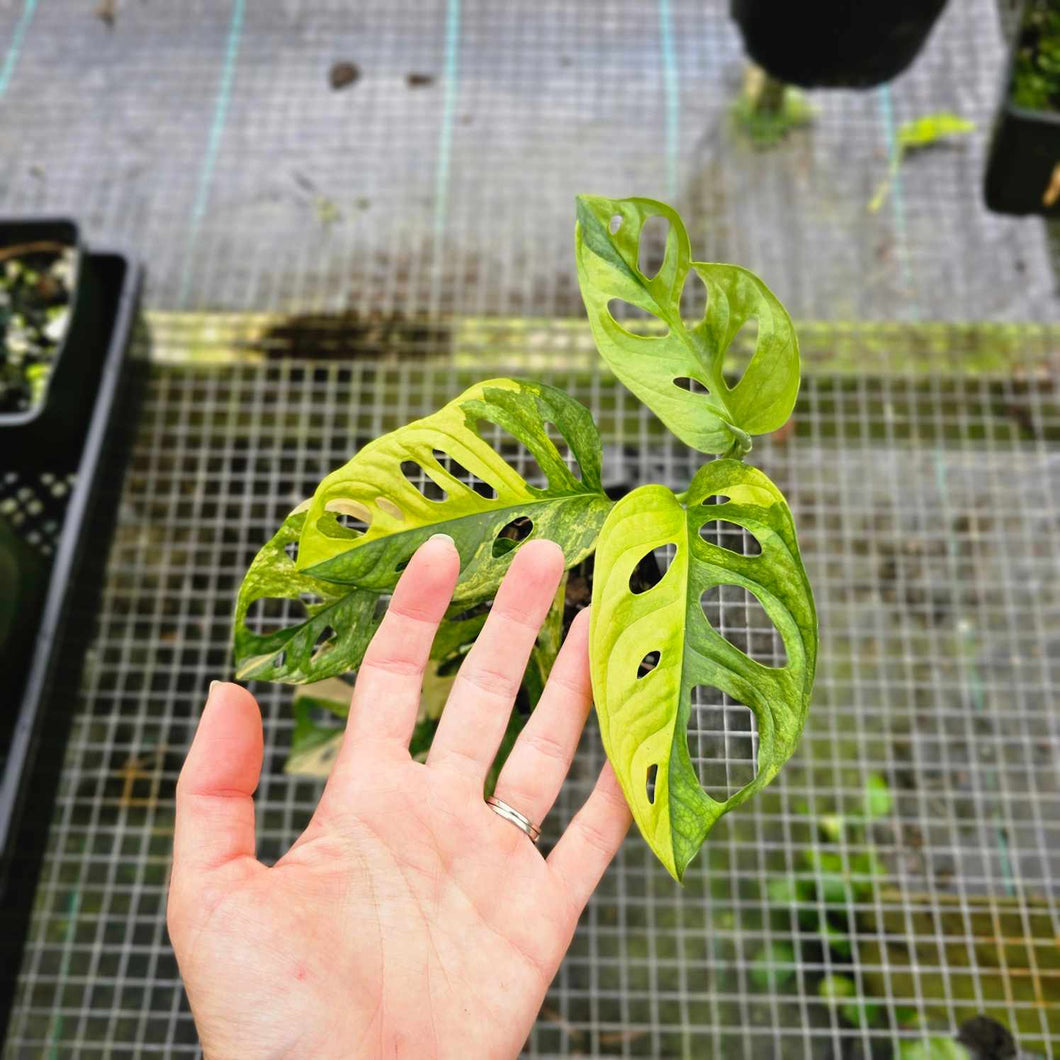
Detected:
left=233, top=378, right=611, bottom=683
left=233, top=507, right=384, bottom=683
left=575, top=194, right=800, bottom=458
left=589, top=459, right=817, bottom=882
left=295, top=378, right=612, bottom=599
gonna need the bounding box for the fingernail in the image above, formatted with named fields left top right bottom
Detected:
left=208, top=680, right=221, bottom=697
left=428, top=533, right=455, bottom=547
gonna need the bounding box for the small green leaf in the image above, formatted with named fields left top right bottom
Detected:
left=750, top=941, right=796, bottom=989
left=766, top=875, right=813, bottom=906
left=863, top=773, right=893, bottom=822
left=804, top=850, right=850, bottom=904
left=895, top=1007, right=925, bottom=1029
left=818, top=813, right=845, bottom=842
left=869, top=113, right=975, bottom=212
left=233, top=507, right=383, bottom=684
left=575, top=195, right=800, bottom=456
left=820, top=915, right=852, bottom=958
left=818, top=975, right=880, bottom=1028
left=818, top=975, right=855, bottom=1001
left=898, top=112, right=976, bottom=150
left=296, top=378, right=612, bottom=600
left=589, top=459, right=817, bottom=881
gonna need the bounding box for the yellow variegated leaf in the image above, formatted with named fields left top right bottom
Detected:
left=589, top=460, right=816, bottom=881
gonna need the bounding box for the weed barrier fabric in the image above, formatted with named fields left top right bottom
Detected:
left=0, top=0, right=1053, bottom=322
left=0, top=0, right=1058, bottom=1056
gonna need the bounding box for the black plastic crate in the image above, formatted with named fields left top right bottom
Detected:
left=0, top=246, right=141, bottom=1040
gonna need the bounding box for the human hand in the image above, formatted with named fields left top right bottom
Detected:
left=167, top=536, right=632, bottom=1059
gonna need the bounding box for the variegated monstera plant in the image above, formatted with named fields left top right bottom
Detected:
left=234, top=195, right=817, bottom=882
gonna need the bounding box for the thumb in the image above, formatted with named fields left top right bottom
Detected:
left=172, top=681, right=263, bottom=883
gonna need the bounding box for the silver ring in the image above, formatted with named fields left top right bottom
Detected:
left=485, top=796, right=541, bottom=843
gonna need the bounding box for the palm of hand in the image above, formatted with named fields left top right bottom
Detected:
left=169, top=538, right=631, bottom=1060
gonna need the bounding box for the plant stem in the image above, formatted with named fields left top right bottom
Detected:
left=743, top=64, right=787, bottom=115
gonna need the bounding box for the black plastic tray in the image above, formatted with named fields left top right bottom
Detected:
left=0, top=248, right=141, bottom=1037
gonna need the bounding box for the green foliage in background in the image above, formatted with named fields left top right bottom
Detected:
left=731, top=86, right=814, bottom=148
left=1012, top=0, right=1060, bottom=113
left=755, top=774, right=978, bottom=1058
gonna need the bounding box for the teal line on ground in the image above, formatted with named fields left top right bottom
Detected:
left=657, top=0, right=679, bottom=200
left=433, top=0, right=461, bottom=241
left=877, top=85, right=920, bottom=321
left=179, top=0, right=246, bottom=305
left=0, top=0, right=38, bottom=99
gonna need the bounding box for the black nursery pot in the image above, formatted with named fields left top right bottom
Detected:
left=0, top=220, right=104, bottom=470
left=984, top=4, right=1060, bottom=216
left=730, top=0, right=949, bottom=89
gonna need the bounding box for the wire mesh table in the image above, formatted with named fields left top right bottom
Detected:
left=1, top=0, right=1059, bottom=1056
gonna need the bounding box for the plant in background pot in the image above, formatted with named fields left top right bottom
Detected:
left=0, top=226, right=80, bottom=418
left=985, top=0, right=1060, bottom=216
left=0, top=220, right=106, bottom=470
left=0, top=241, right=76, bottom=415
left=233, top=195, right=818, bottom=882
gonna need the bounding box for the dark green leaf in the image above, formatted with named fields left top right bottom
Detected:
left=232, top=508, right=382, bottom=684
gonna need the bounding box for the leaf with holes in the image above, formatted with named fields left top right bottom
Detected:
left=589, top=459, right=817, bottom=881
left=575, top=195, right=800, bottom=457
left=295, top=378, right=612, bottom=601
left=233, top=507, right=384, bottom=684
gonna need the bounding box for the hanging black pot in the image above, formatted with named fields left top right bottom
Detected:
left=984, top=0, right=1060, bottom=217
left=730, top=0, right=949, bottom=89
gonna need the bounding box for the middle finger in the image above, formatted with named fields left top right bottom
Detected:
left=427, top=539, right=565, bottom=784
left=489, top=607, right=593, bottom=831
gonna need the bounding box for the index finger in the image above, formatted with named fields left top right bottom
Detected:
left=342, top=533, right=460, bottom=748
